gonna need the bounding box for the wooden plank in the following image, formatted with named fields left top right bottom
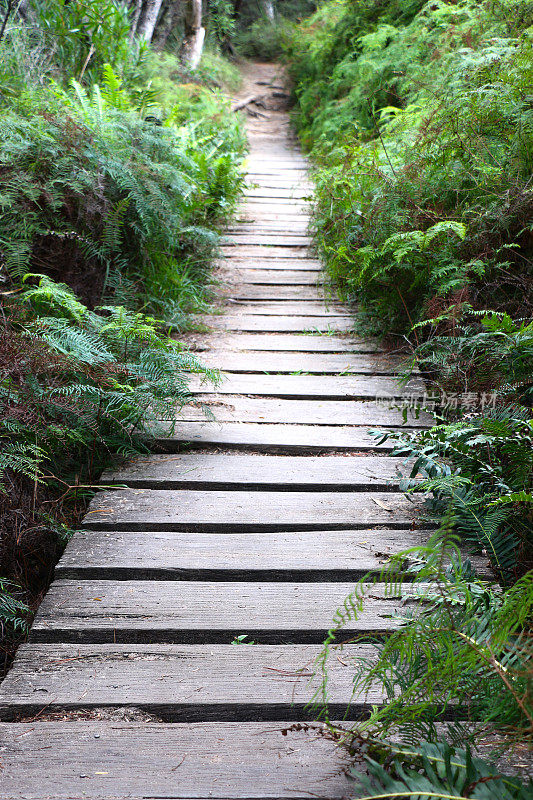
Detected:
left=204, top=316, right=353, bottom=332
left=30, top=580, right=422, bottom=642
left=0, top=643, right=378, bottom=719
left=227, top=285, right=321, bottom=299
left=244, top=189, right=313, bottom=200
left=222, top=258, right=321, bottom=270
left=102, top=454, right=409, bottom=490
left=199, top=351, right=404, bottom=374
left=0, top=721, right=354, bottom=799
left=223, top=235, right=311, bottom=246
left=83, top=489, right=417, bottom=531
left=228, top=223, right=310, bottom=233
left=219, top=302, right=348, bottom=316
left=190, top=374, right=424, bottom=400
left=221, top=247, right=313, bottom=259
left=226, top=262, right=321, bottom=272
left=55, top=529, right=432, bottom=581
left=155, top=422, right=407, bottom=452
left=190, top=333, right=379, bottom=352
left=178, top=396, right=430, bottom=426
left=225, top=270, right=321, bottom=284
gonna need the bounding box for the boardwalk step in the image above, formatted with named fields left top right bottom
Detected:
left=101, top=454, right=409, bottom=490
left=221, top=247, right=314, bottom=259
left=225, top=270, right=322, bottom=284
left=191, top=374, right=423, bottom=400
left=223, top=235, right=312, bottom=246
left=222, top=258, right=321, bottom=270
left=219, top=301, right=348, bottom=315
left=0, top=721, right=354, bottom=800
left=197, top=351, right=405, bottom=374
left=204, top=315, right=353, bottom=332
left=180, top=396, right=430, bottom=426
left=155, top=422, right=410, bottom=452
left=83, top=489, right=418, bottom=531
left=55, top=529, right=431, bottom=581
left=0, top=643, right=377, bottom=721
left=30, top=580, right=422, bottom=643
left=228, top=285, right=322, bottom=299
left=193, top=333, right=380, bottom=353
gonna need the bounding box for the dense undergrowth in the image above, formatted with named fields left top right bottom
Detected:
left=0, top=0, right=245, bottom=668
left=286, top=0, right=533, bottom=793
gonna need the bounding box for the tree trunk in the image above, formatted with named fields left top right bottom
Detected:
left=260, top=0, right=275, bottom=22
left=128, top=0, right=144, bottom=40
left=136, top=0, right=164, bottom=42
left=151, top=0, right=178, bottom=50
left=179, top=0, right=205, bottom=70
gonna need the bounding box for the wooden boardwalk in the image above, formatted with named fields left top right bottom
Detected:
left=0, top=69, right=427, bottom=799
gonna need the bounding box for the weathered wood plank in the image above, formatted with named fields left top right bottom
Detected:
left=219, top=301, right=348, bottom=316
left=190, top=333, right=380, bottom=353
left=0, top=721, right=354, bottom=799
left=102, top=454, right=409, bottom=490
left=179, top=396, right=430, bottom=426
left=199, top=351, right=407, bottom=374
left=221, top=247, right=314, bottom=259
left=223, top=235, right=312, bottom=246
left=155, top=422, right=407, bottom=452
left=228, top=224, right=311, bottom=234
left=227, top=285, right=321, bottom=299
left=244, top=190, right=313, bottom=200
left=190, top=374, right=424, bottom=400
left=30, top=580, right=422, bottom=642
left=0, top=643, right=377, bottom=719
left=204, top=315, right=354, bottom=332
left=55, top=529, right=432, bottom=581
left=83, top=489, right=417, bottom=531
left=223, top=258, right=321, bottom=270
left=225, top=270, right=322, bottom=284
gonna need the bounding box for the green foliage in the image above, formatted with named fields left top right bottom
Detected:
left=0, top=76, right=244, bottom=323
left=286, top=0, right=533, bottom=331
left=1, top=275, right=216, bottom=491
left=29, top=0, right=134, bottom=84
left=235, top=17, right=293, bottom=59
left=313, top=528, right=533, bottom=750
left=351, top=739, right=532, bottom=799
left=0, top=579, right=30, bottom=641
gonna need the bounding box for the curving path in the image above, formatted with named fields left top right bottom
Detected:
left=0, top=65, right=429, bottom=799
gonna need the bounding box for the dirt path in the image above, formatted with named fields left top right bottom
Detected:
left=0, top=63, right=428, bottom=799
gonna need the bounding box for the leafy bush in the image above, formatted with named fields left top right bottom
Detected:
left=312, top=530, right=533, bottom=794
left=235, top=17, right=293, bottom=59
left=0, top=77, right=244, bottom=324
left=286, top=0, right=533, bottom=332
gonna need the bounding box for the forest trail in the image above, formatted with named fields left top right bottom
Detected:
left=0, top=64, right=427, bottom=798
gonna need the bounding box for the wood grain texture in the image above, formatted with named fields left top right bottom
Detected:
left=0, top=721, right=354, bottom=799
left=101, top=453, right=409, bottom=490
left=227, top=285, right=321, bottom=299
left=222, top=235, right=312, bottom=246
left=30, top=580, right=422, bottom=642
left=221, top=258, right=321, bottom=270
left=221, top=247, right=314, bottom=259
left=0, top=643, right=377, bottom=718
left=154, top=422, right=408, bottom=452
left=178, top=396, right=431, bottom=426
left=197, top=351, right=406, bottom=374
left=83, top=488, right=418, bottom=531
left=191, top=333, right=379, bottom=353
left=204, top=315, right=354, bottom=332
left=190, top=373, right=424, bottom=400
left=218, top=301, right=348, bottom=316
left=224, top=270, right=322, bottom=284
left=55, top=528, right=431, bottom=581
